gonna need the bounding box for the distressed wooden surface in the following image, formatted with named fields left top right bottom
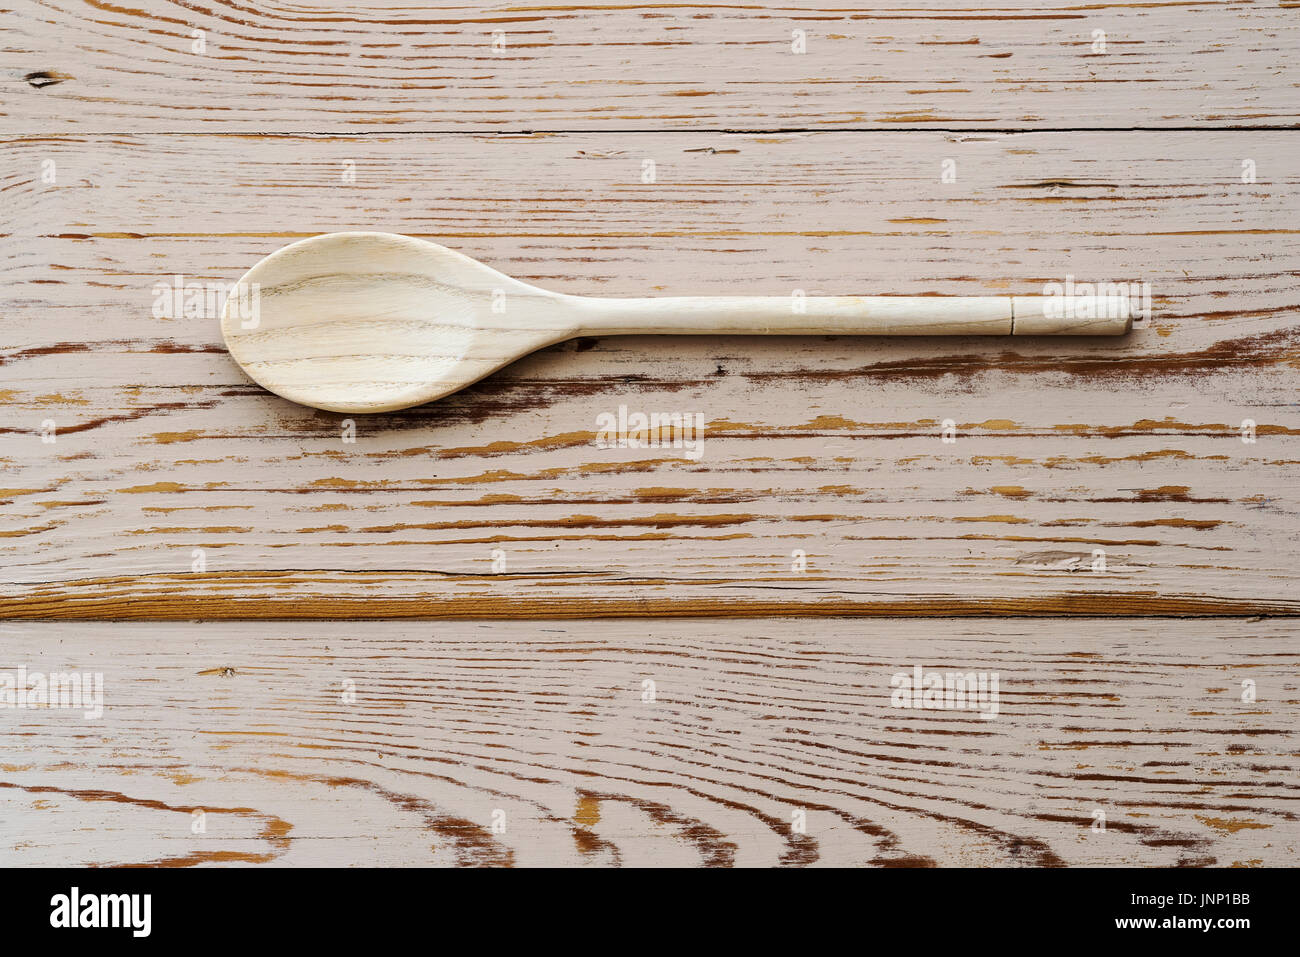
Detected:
left=2, top=132, right=1298, bottom=617
left=0, top=618, right=1295, bottom=867
left=3, top=0, right=1298, bottom=872
left=4, top=1, right=1299, bottom=132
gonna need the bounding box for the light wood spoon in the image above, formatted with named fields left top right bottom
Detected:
left=220, top=232, right=1132, bottom=413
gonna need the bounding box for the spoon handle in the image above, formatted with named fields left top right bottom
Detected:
left=573, top=293, right=1131, bottom=336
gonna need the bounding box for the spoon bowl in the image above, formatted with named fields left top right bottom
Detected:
left=220, top=232, right=580, bottom=413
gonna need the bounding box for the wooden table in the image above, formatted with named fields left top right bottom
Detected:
left=2, top=0, right=1297, bottom=867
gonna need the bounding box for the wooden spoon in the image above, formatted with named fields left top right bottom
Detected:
left=220, top=231, right=1132, bottom=413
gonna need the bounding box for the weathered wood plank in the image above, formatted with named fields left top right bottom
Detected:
left=4, top=1, right=1299, bottom=133
left=0, top=618, right=1294, bottom=867
left=2, top=131, right=1298, bottom=617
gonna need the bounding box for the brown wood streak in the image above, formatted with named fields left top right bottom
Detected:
left=0, top=619, right=1294, bottom=867
left=0, top=586, right=1297, bottom=620
left=3, top=0, right=1298, bottom=130
left=0, top=780, right=292, bottom=866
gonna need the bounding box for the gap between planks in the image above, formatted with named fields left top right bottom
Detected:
left=1, top=593, right=1297, bottom=621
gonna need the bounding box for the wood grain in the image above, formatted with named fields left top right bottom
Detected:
left=3, top=131, right=1297, bottom=618
left=4, top=1, right=1299, bottom=133
left=0, top=618, right=1294, bottom=867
